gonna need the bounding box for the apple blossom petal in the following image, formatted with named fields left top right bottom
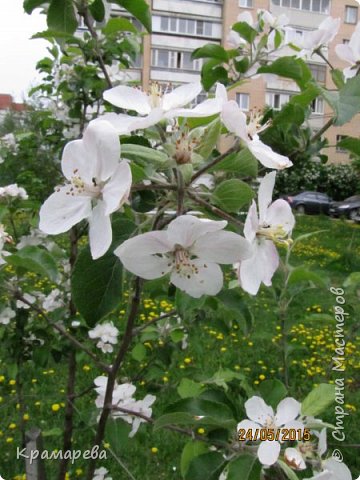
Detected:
left=61, top=139, right=97, bottom=185
left=335, top=44, right=356, bottom=65
left=39, top=188, right=91, bottom=235
left=349, top=23, right=360, bottom=58
left=238, top=240, right=279, bottom=295
left=248, top=137, right=293, bottom=170
left=221, top=101, right=248, bottom=142
left=93, top=112, right=136, bottom=135
left=275, top=398, right=301, bottom=426
left=131, top=108, right=165, bottom=129
left=244, top=396, right=274, bottom=424
left=237, top=11, right=254, bottom=26
left=102, top=161, right=132, bottom=215
left=257, top=440, right=281, bottom=466
left=258, top=171, right=276, bottom=225
left=166, top=215, right=227, bottom=249
left=172, top=98, right=223, bottom=118
left=115, top=231, right=173, bottom=280
left=318, top=428, right=327, bottom=456
left=162, top=81, right=202, bottom=111
left=244, top=201, right=259, bottom=242
left=215, top=82, right=228, bottom=103
left=265, top=199, right=295, bottom=234
left=283, top=420, right=305, bottom=432
left=192, top=231, right=252, bottom=264
left=343, top=66, right=357, bottom=80
left=284, top=448, right=306, bottom=470
left=103, top=85, right=152, bottom=115
left=88, top=201, right=112, bottom=259
left=83, top=120, right=120, bottom=182
left=323, top=459, right=352, bottom=480
left=170, top=260, right=223, bottom=298
left=237, top=419, right=261, bottom=432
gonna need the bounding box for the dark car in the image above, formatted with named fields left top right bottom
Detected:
left=329, top=195, right=360, bottom=221
left=283, top=191, right=332, bottom=215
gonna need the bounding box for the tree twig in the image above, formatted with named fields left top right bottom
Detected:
left=191, top=141, right=240, bottom=183
left=310, top=117, right=334, bottom=143
left=132, top=310, right=177, bottom=336
left=187, top=190, right=243, bottom=228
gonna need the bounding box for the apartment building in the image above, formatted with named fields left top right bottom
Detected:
left=109, top=0, right=360, bottom=164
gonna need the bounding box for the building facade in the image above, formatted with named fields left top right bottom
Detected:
left=110, top=0, right=360, bottom=164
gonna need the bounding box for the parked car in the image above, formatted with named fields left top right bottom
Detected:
left=283, top=191, right=332, bottom=214
left=329, top=195, right=360, bottom=220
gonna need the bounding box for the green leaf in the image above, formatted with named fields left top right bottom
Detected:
left=89, top=0, right=105, bottom=22
left=103, top=17, right=138, bottom=34
left=331, top=69, right=345, bottom=89
left=212, top=179, right=254, bottom=213
left=337, top=136, right=360, bottom=156
left=258, top=380, right=287, bottom=410
left=32, top=30, right=81, bottom=43
left=301, top=384, right=335, bottom=417
left=131, top=343, right=147, bottom=362
left=121, top=144, right=169, bottom=166
left=203, top=368, right=245, bottom=392
left=192, top=44, right=228, bottom=62
left=71, top=218, right=136, bottom=326
left=130, top=162, right=147, bottom=183
left=112, top=0, right=152, bottom=32
left=227, top=454, right=262, bottom=480
left=277, top=460, right=300, bottom=480
left=42, top=427, right=63, bottom=437
left=7, top=246, right=58, bottom=282
left=196, top=119, right=222, bottom=160
left=175, top=290, right=206, bottom=316
left=181, top=441, right=209, bottom=478
left=23, top=0, right=46, bottom=14
left=321, top=75, right=360, bottom=125
left=288, top=267, right=326, bottom=287
left=185, top=452, right=226, bottom=480
left=164, top=398, right=235, bottom=427
left=231, top=22, right=258, bottom=44
left=178, top=379, right=204, bottom=399
left=47, top=0, right=78, bottom=34
left=154, top=412, right=198, bottom=430
left=211, top=148, right=258, bottom=177
left=201, top=59, right=228, bottom=91
left=258, top=57, right=312, bottom=89
left=343, top=272, right=360, bottom=288
left=106, top=418, right=131, bottom=453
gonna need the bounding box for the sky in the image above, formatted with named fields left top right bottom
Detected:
left=0, top=0, right=48, bottom=102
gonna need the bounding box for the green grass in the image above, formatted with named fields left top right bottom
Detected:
left=0, top=215, right=359, bottom=479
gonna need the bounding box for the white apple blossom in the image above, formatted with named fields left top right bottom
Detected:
left=42, top=289, right=64, bottom=312
left=176, top=84, right=292, bottom=170
left=284, top=447, right=307, bottom=470
left=16, top=293, right=36, bottom=309
left=335, top=22, right=360, bottom=79
left=0, top=183, right=28, bottom=200
left=237, top=172, right=294, bottom=295
left=237, top=396, right=304, bottom=466
left=98, top=61, right=125, bottom=84
left=89, top=322, right=119, bottom=353
left=39, top=120, right=132, bottom=259
left=94, top=376, right=156, bottom=437
left=101, top=81, right=202, bottom=133
left=0, top=224, right=11, bottom=264
left=93, top=466, right=112, bottom=480
left=115, top=214, right=252, bottom=298
left=306, top=458, right=352, bottom=480
left=294, top=17, right=340, bottom=58
left=0, top=307, right=16, bottom=325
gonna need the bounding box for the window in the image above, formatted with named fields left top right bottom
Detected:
left=343, top=39, right=350, bottom=44
left=151, top=49, right=203, bottom=71
left=266, top=92, right=292, bottom=110
left=157, top=16, right=215, bottom=37
left=311, top=97, right=324, bottom=114
left=236, top=93, right=250, bottom=111
left=271, top=0, right=330, bottom=13
left=239, top=0, right=253, bottom=7
left=336, top=135, right=348, bottom=153
left=309, top=64, right=326, bottom=83
left=345, top=6, right=358, bottom=24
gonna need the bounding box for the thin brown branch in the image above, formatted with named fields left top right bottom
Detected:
left=187, top=190, right=243, bottom=228
left=132, top=310, right=177, bottom=336
left=81, top=8, right=113, bottom=89
left=86, top=277, right=143, bottom=479
left=13, top=293, right=110, bottom=374
left=310, top=117, right=334, bottom=143
left=191, top=141, right=240, bottom=183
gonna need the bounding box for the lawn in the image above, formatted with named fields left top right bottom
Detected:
left=0, top=215, right=359, bottom=480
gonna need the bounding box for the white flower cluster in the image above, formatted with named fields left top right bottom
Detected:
left=0, top=183, right=28, bottom=200
left=88, top=322, right=119, bottom=353
left=232, top=396, right=352, bottom=480
left=93, top=466, right=112, bottom=480
left=94, top=376, right=156, bottom=437
left=0, top=223, right=11, bottom=265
